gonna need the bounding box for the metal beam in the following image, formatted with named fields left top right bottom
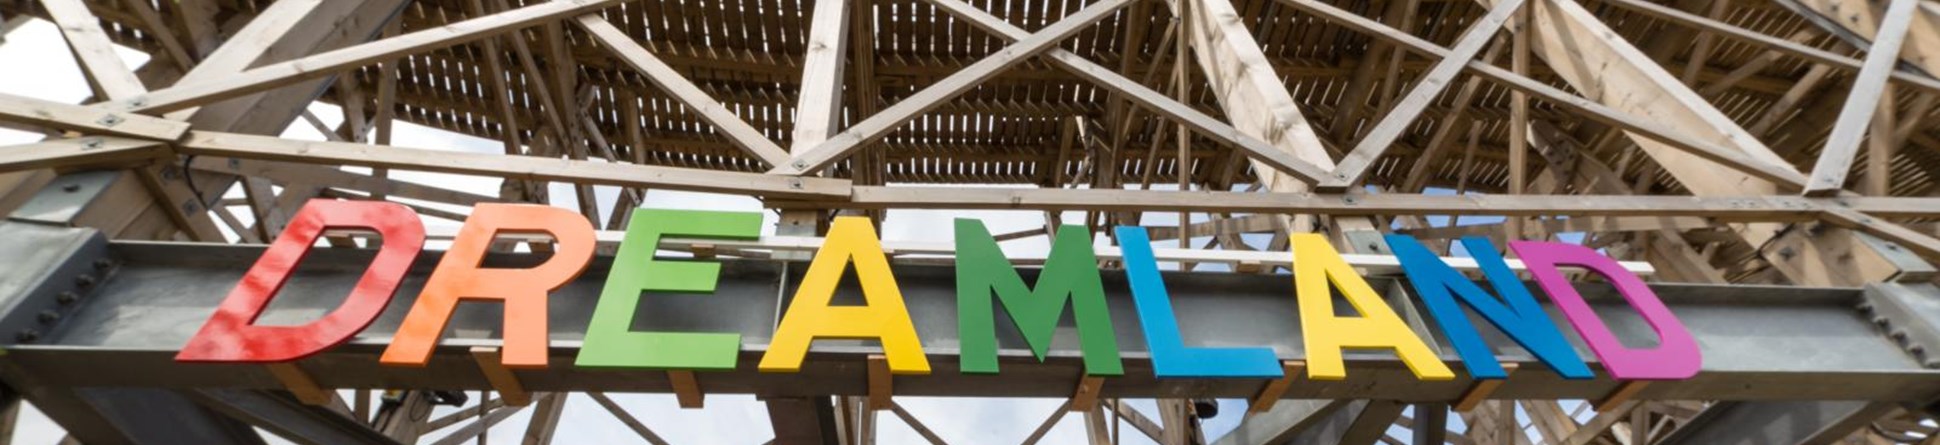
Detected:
left=1654, top=401, right=1898, bottom=445
left=0, top=224, right=1937, bottom=404
left=184, top=389, right=401, bottom=445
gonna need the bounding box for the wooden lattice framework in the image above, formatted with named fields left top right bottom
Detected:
left=3, top=0, right=1940, bottom=443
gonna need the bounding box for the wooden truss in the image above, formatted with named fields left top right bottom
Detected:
left=3, top=0, right=1940, bottom=443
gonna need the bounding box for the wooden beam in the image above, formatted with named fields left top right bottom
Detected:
left=177, top=131, right=851, bottom=199
left=771, top=0, right=1134, bottom=175
left=0, top=137, right=165, bottom=173
left=921, top=0, right=1332, bottom=187
left=0, top=93, right=188, bottom=141
left=40, top=0, right=147, bottom=100
left=1321, top=0, right=1524, bottom=190
left=1598, top=0, right=1940, bottom=94
left=792, top=0, right=850, bottom=153
left=112, top=0, right=636, bottom=114
left=1803, top=0, right=1921, bottom=196
left=842, top=186, right=1940, bottom=219
left=575, top=15, right=791, bottom=169
left=1792, top=0, right=1940, bottom=77
left=1278, top=0, right=1811, bottom=190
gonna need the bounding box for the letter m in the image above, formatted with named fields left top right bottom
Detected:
left=956, top=219, right=1121, bottom=375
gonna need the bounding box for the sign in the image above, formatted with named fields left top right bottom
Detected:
left=177, top=200, right=1701, bottom=382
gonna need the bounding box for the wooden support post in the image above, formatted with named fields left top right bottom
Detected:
left=1804, top=0, right=1921, bottom=196
left=1455, top=362, right=1519, bottom=412
left=1248, top=360, right=1306, bottom=413
left=1069, top=376, right=1106, bottom=412
left=264, top=362, right=333, bottom=406
left=668, top=370, right=703, bottom=409
left=469, top=347, right=531, bottom=406
left=867, top=354, right=892, bottom=411
left=1593, top=381, right=1650, bottom=413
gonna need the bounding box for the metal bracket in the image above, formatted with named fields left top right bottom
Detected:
left=1859, top=282, right=1940, bottom=369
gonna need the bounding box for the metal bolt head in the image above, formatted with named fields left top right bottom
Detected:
left=73, top=274, right=94, bottom=288
left=95, top=114, right=122, bottom=127
left=92, top=259, right=112, bottom=271
left=36, top=311, right=58, bottom=324
left=15, top=329, right=38, bottom=343
left=61, top=183, right=80, bottom=193
left=55, top=292, right=78, bottom=305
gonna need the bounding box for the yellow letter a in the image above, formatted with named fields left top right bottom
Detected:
left=1294, top=233, right=1453, bottom=381
left=759, top=216, right=931, bottom=374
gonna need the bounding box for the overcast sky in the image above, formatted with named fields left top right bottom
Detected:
left=0, top=17, right=1301, bottom=444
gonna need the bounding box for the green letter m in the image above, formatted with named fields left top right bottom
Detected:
left=956, top=219, right=1122, bottom=376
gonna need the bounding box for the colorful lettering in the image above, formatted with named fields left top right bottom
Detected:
left=177, top=199, right=423, bottom=362
left=379, top=203, right=595, bottom=368
left=1511, top=241, right=1701, bottom=380
left=1293, top=233, right=1453, bottom=381
left=956, top=219, right=1121, bottom=375
left=1387, top=235, right=1592, bottom=379
left=577, top=209, right=763, bottom=370
left=759, top=216, right=930, bottom=374
left=1115, top=226, right=1281, bottom=378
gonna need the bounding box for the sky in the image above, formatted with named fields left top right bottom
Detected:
left=0, top=17, right=1266, bottom=444
left=0, top=12, right=1634, bottom=443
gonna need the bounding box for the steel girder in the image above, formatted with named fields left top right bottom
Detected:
left=3, top=222, right=1940, bottom=443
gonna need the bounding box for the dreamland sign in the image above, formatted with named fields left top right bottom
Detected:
left=176, top=200, right=1700, bottom=382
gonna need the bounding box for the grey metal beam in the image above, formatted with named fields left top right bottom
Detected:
left=183, top=389, right=402, bottom=445
left=1654, top=401, right=1899, bottom=445
left=0, top=223, right=1939, bottom=406
left=766, top=397, right=840, bottom=445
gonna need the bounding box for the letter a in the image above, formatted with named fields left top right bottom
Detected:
left=759, top=216, right=930, bottom=374
left=1293, top=233, right=1453, bottom=381
left=178, top=200, right=423, bottom=362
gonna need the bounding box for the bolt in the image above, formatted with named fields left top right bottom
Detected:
left=1893, top=330, right=1910, bottom=342
left=228, top=158, right=241, bottom=170
left=61, top=183, right=80, bottom=193
left=1913, top=344, right=1928, bottom=356
left=73, top=274, right=94, bottom=288
left=1925, top=359, right=1940, bottom=369
left=95, top=114, right=122, bottom=127
left=1875, top=316, right=1890, bottom=327
left=36, top=311, right=58, bottom=324
left=1856, top=302, right=1874, bottom=312
left=55, top=292, right=77, bottom=305
left=15, top=329, right=38, bottom=343
left=80, top=138, right=102, bottom=150
left=92, top=259, right=112, bottom=271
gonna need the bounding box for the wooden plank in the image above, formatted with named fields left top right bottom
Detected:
left=0, top=93, right=189, bottom=141
left=920, top=0, right=1333, bottom=188
left=1793, top=0, right=1940, bottom=78
left=1598, top=0, right=1940, bottom=94
left=843, top=186, right=1932, bottom=219
left=791, top=0, right=850, bottom=152
left=1803, top=0, right=1921, bottom=196
left=1177, top=0, right=1337, bottom=197
left=1321, top=0, right=1525, bottom=190
left=772, top=0, right=1134, bottom=175
left=114, top=0, right=636, bottom=114
left=1248, top=361, right=1305, bottom=413
left=0, top=137, right=165, bottom=173
left=469, top=347, right=531, bottom=406
left=587, top=392, right=671, bottom=445
left=575, top=15, right=793, bottom=168
left=40, top=0, right=147, bottom=100
left=177, top=131, right=851, bottom=199
left=1278, top=0, right=1811, bottom=190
